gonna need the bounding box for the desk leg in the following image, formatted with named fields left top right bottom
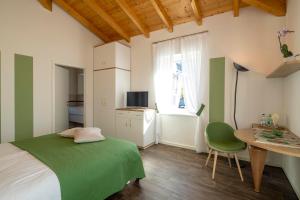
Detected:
left=249, top=146, right=267, bottom=192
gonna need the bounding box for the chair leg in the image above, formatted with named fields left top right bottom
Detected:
left=205, top=148, right=213, bottom=166
left=227, top=153, right=232, bottom=168
left=212, top=151, right=218, bottom=179
left=234, top=153, right=244, bottom=182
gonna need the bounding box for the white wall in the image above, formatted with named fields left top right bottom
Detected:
left=130, top=7, right=285, bottom=151
left=282, top=0, right=300, bottom=197
left=283, top=71, right=300, bottom=198
left=0, top=0, right=102, bottom=142
left=159, top=115, right=197, bottom=150
left=224, top=59, right=284, bottom=166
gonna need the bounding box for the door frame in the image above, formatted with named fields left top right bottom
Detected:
left=52, top=62, right=86, bottom=132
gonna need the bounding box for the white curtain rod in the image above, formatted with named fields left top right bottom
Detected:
left=152, top=30, right=208, bottom=44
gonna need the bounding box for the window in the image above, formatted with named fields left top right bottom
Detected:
left=153, top=33, right=207, bottom=115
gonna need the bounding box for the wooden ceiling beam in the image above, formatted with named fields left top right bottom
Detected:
left=84, top=0, right=130, bottom=42
left=190, top=0, right=202, bottom=25
left=233, top=0, right=240, bottom=17
left=53, top=0, right=110, bottom=42
left=242, top=0, right=286, bottom=16
left=116, top=0, right=149, bottom=38
left=150, top=0, right=173, bottom=32
left=38, top=0, right=52, bottom=11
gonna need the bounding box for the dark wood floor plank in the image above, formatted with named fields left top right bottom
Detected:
left=107, top=144, right=298, bottom=200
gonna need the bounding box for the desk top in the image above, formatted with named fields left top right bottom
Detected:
left=235, top=129, right=300, bottom=158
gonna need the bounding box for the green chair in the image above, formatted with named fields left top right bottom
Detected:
left=205, top=122, right=246, bottom=181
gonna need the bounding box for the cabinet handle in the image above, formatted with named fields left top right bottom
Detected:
left=125, top=121, right=127, bottom=127
left=130, top=120, right=131, bottom=128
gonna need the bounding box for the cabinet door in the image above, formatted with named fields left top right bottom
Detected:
left=94, top=43, right=115, bottom=70
left=130, top=118, right=143, bottom=146
left=94, top=70, right=116, bottom=136
left=94, top=70, right=115, bottom=110
left=123, top=118, right=135, bottom=143
left=116, top=116, right=142, bottom=145
left=94, top=110, right=115, bottom=137
left=116, top=116, right=128, bottom=139
left=115, top=43, right=130, bottom=70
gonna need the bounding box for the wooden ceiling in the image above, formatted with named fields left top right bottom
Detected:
left=38, top=0, right=287, bottom=43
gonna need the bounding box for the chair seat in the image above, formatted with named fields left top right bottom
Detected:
left=208, top=139, right=246, bottom=153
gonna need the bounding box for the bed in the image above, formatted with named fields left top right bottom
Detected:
left=68, top=105, right=84, bottom=124
left=0, top=134, right=145, bottom=200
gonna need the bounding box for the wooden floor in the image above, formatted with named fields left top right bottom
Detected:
left=108, top=144, right=298, bottom=200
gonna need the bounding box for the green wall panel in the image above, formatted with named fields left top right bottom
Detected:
left=209, top=57, right=225, bottom=122
left=0, top=52, right=1, bottom=143
left=15, top=54, right=33, bottom=141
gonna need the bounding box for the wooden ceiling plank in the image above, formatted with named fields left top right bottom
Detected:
left=190, top=0, right=202, bottom=25
left=242, top=0, right=286, bottom=16
left=53, top=0, right=110, bottom=42
left=150, top=0, right=173, bottom=32
left=116, top=0, right=149, bottom=38
left=84, top=0, right=130, bottom=42
left=38, top=0, right=52, bottom=11
left=233, top=0, right=240, bottom=17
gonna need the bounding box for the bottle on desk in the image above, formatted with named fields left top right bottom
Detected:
left=260, top=114, right=273, bottom=127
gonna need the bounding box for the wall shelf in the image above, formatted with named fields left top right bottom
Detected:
left=267, top=58, right=300, bottom=78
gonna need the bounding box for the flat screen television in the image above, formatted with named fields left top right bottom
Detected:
left=127, top=91, right=148, bottom=107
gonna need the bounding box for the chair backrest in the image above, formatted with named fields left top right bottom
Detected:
left=205, top=122, right=235, bottom=143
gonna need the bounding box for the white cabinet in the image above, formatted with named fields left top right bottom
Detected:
left=116, top=109, right=155, bottom=148
left=94, top=42, right=130, bottom=70
left=93, top=42, right=131, bottom=137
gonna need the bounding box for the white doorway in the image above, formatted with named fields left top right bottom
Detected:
left=53, top=64, right=85, bottom=132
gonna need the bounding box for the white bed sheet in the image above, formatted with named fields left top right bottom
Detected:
left=0, top=143, right=61, bottom=200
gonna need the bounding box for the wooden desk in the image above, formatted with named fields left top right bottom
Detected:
left=234, top=129, right=300, bottom=192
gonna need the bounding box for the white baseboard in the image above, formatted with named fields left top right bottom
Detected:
left=158, top=140, right=196, bottom=150
left=237, top=155, right=282, bottom=168
left=156, top=142, right=282, bottom=168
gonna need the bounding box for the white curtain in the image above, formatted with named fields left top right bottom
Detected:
left=153, top=34, right=208, bottom=149
left=181, top=33, right=209, bottom=153
left=153, top=39, right=178, bottom=144
left=153, top=39, right=178, bottom=113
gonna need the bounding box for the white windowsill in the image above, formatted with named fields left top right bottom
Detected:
left=159, top=109, right=197, bottom=117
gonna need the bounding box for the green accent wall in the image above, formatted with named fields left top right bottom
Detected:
left=0, top=52, right=1, bottom=143
left=15, top=54, right=33, bottom=141
left=209, top=57, right=225, bottom=122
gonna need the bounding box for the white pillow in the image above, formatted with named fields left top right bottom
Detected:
left=58, top=128, right=81, bottom=138
left=74, top=127, right=105, bottom=143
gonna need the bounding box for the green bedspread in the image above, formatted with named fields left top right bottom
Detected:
left=12, top=134, right=145, bottom=200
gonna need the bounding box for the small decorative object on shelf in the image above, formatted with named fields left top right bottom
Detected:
left=277, top=28, right=299, bottom=59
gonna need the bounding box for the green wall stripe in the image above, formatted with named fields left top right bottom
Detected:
left=15, top=54, right=33, bottom=141
left=209, top=57, right=225, bottom=123
left=0, top=51, right=1, bottom=143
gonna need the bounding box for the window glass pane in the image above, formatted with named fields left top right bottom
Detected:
left=171, top=54, right=185, bottom=109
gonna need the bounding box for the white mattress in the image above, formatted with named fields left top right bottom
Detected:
left=68, top=105, right=84, bottom=115
left=0, top=143, right=61, bottom=200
